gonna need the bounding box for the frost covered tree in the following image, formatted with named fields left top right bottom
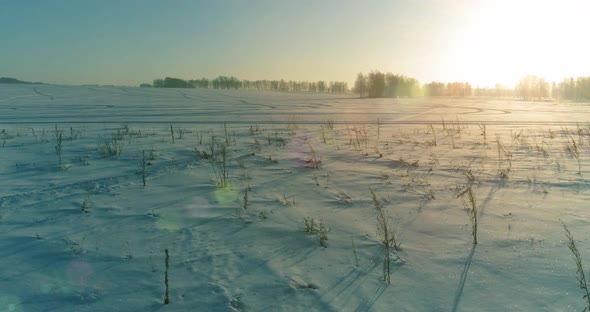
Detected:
left=516, top=75, right=549, bottom=100
left=353, top=72, right=367, bottom=98
left=367, top=71, right=385, bottom=98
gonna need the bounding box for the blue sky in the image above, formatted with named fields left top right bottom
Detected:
left=1, top=0, right=589, bottom=87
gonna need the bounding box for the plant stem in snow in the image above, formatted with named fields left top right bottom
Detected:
left=170, top=125, right=175, bottom=144
left=352, top=237, right=359, bottom=267
left=55, top=129, right=63, bottom=169
left=141, top=150, right=146, bottom=188
left=164, top=249, right=170, bottom=304
left=243, top=187, right=248, bottom=209
left=370, top=188, right=397, bottom=284
left=457, top=187, right=477, bottom=244
left=563, top=222, right=590, bottom=311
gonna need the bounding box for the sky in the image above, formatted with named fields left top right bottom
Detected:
left=1, top=0, right=589, bottom=88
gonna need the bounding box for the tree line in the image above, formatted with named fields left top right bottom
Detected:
left=553, top=76, right=590, bottom=101
left=0, top=77, right=45, bottom=84
left=514, top=75, right=590, bottom=101
left=142, top=73, right=590, bottom=102
left=146, top=76, right=348, bottom=93
left=515, top=75, right=549, bottom=100
left=355, top=71, right=590, bottom=101
left=353, top=71, right=472, bottom=98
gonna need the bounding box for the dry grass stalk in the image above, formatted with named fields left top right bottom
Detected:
left=370, top=188, right=398, bottom=284
left=563, top=221, right=590, bottom=311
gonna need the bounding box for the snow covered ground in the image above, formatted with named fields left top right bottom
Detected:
left=1, top=84, right=590, bottom=311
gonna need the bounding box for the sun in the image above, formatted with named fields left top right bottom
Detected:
left=445, top=0, right=590, bottom=87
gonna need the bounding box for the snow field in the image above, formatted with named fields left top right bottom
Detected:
left=1, top=85, right=590, bottom=311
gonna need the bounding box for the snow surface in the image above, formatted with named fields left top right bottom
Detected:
left=1, top=84, right=590, bottom=311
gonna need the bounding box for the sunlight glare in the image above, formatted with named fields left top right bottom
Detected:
left=449, top=0, right=590, bottom=87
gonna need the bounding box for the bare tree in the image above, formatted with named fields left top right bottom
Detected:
left=353, top=72, right=367, bottom=98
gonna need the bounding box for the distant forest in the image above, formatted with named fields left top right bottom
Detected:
left=353, top=71, right=590, bottom=101
left=0, top=77, right=44, bottom=84
left=143, top=73, right=590, bottom=102
left=3, top=74, right=590, bottom=101
left=144, top=76, right=348, bottom=93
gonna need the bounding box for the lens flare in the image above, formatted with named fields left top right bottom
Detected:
left=65, top=260, right=94, bottom=288
left=213, top=186, right=238, bottom=205
left=0, top=295, right=23, bottom=312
